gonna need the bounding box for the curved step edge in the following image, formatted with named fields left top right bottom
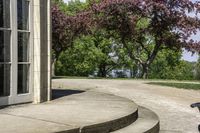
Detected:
left=111, top=106, right=160, bottom=133
left=55, top=92, right=139, bottom=133
left=55, top=105, right=138, bottom=133
left=80, top=108, right=138, bottom=133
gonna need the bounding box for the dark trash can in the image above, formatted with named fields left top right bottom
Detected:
left=191, top=102, right=200, bottom=132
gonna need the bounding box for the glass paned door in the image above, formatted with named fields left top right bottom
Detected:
left=0, top=64, right=10, bottom=97
left=0, top=0, right=11, bottom=97
left=17, top=0, right=31, bottom=95
left=0, top=0, right=10, bottom=28
left=0, top=0, right=32, bottom=106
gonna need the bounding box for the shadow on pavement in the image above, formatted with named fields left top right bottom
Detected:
left=52, top=89, right=85, bottom=100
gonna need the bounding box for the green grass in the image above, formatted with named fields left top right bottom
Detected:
left=52, top=76, right=136, bottom=80
left=53, top=76, right=200, bottom=82
left=147, top=82, right=200, bottom=90
left=52, top=76, right=88, bottom=79
left=52, top=76, right=105, bottom=79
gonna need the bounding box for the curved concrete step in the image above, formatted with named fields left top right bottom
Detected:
left=160, top=130, right=182, bottom=133
left=111, top=106, right=160, bottom=133
left=0, top=90, right=138, bottom=133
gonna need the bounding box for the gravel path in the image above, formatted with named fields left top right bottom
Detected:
left=53, top=79, right=200, bottom=133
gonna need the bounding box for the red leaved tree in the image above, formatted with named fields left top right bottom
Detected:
left=52, top=0, right=200, bottom=78
left=90, top=0, right=200, bottom=78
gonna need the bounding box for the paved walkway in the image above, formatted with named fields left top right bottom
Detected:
left=0, top=90, right=137, bottom=133
left=53, top=79, right=200, bottom=133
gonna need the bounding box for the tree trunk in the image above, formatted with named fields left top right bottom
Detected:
left=98, top=64, right=107, bottom=77
left=131, top=65, right=137, bottom=78
left=141, top=64, right=149, bottom=79
left=131, top=67, right=134, bottom=78
left=52, top=58, right=57, bottom=77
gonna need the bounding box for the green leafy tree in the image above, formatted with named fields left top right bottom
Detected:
left=149, top=49, right=195, bottom=80
left=195, top=56, right=200, bottom=80
left=52, top=0, right=200, bottom=79
left=55, top=35, right=100, bottom=76
left=56, top=30, right=121, bottom=77
left=177, top=61, right=195, bottom=80
left=89, top=0, right=200, bottom=78
left=63, top=0, right=90, bottom=15
left=52, top=0, right=91, bottom=75
left=92, top=31, right=120, bottom=77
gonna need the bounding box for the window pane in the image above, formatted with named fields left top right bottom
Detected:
left=18, top=64, right=29, bottom=94
left=0, top=64, right=10, bottom=97
left=17, top=0, right=29, bottom=30
left=0, top=30, right=10, bottom=62
left=18, top=32, right=29, bottom=62
left=0, top=0, right=10, bottom=28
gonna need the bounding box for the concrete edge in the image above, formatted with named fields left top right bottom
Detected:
left=80, top=108, right=138, bottom=133
left=55, top=91, right=139, bottom=133
left=140, top=106, right=160, bottom=133
left=110, top=106, right=160, bottom=133
left=51, top=107, right=138, bottom=133
left=144, top=121, right=160, bottom=133
left=79, top=90, right=139, bottom=133
left=55, top=128, right=80, bottom=133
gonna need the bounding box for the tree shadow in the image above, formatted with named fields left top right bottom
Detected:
left=52, top=89, right=85, bottom=100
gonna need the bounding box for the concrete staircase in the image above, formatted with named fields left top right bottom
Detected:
left=77, top=92, right=160, bottom=133
left=111, top=107, right=159, bottom=133
left=0, top=90, right=160, bottom=133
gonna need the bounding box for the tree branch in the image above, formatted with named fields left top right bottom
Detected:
left=147, top=37, right=162, bottom=65
left=121, top=37, right=143, bottom=64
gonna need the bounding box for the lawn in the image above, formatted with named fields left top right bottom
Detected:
left=147, top=82, right=200, bottom=90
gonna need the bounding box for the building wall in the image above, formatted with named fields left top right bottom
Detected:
left=33, top=0, right=51, bottom=103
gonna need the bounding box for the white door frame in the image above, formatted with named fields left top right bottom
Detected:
left=0, top=0, right=33, bottom=106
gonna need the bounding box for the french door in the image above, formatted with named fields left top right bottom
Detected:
left=0, top=0, right=33, bottom=106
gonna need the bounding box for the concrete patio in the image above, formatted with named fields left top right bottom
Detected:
left=1, top=78, right=199, bottom=133
left=0, top=89, right=159, bottom=133
left=53, top=79, right=200, bottom=133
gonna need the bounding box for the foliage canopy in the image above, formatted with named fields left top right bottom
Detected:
left=52, top=0, right=200, bottom=79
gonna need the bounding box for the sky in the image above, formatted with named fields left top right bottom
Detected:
left=63, top=0, right=70, bottom=2
left=63, top=0, right=84, bottom=2
left=63, top=0, right=199, bottom=62
left=181, top=32, right=199, bottom=62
